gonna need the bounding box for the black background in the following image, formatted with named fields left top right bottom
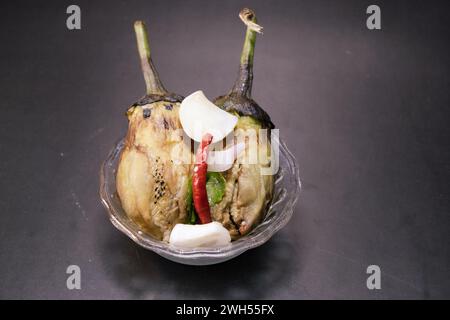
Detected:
left=0, top=0, right=448, bottom=299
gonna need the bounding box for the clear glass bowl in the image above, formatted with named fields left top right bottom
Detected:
left=99, top=137, right=301, bottom=265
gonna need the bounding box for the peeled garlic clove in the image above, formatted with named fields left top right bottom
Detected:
left=179, top=90, right=238, bottom=144
left=207, top=142, right=246, bottom=172
left=169, top=222, right=231, bottom=248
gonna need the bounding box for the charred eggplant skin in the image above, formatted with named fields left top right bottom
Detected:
left=214, top=92, right=274, bottom=129
left=213, top=8, right=274, bottom=129
left=133, top=92, right=184, bottom=107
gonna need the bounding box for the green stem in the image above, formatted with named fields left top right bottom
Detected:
left=134, top=21, right=167, bottom=95
left=240, top=23, right=257, bottom=66
left=231, top=8, right=262, bottom=98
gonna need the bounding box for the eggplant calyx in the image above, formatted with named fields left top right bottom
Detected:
left=133, top=92, right=184, bottom=106
left=214, top=93, right=274, bottom=129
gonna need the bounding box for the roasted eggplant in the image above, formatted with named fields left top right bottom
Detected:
left=116, top=21, right=191, bottom=241
left=211, top=8, right=274, bottom=238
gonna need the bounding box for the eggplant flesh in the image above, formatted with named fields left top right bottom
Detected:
left=117, top=100, right=192, bottom=241
left=210, top=129, right=274, bottom=238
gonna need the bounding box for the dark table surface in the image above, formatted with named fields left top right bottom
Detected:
left=0, top=0, right=449, bottom=299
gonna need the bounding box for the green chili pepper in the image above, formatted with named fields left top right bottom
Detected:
left=186, top=172, right=225, bottom=224
left=206, top=172, right=226, bottom=206
left=185, top=177, right=197, bottom=224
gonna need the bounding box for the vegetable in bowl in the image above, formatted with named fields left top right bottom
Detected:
left=116, top=21, right=190, bottom=242
left=116, top=8, right=275, bottom=247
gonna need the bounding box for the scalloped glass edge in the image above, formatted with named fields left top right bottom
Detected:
left=99, top=136, right=301, bottom=263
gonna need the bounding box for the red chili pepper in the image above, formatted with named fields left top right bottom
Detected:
left=193, top=133, right=213, bottom=224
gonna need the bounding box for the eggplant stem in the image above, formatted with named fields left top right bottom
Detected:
left=239, top=8, right=263, bottom=35
left=231, top=8, right=262, bottom=98
left=134, top=21, right=167, bottom=95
